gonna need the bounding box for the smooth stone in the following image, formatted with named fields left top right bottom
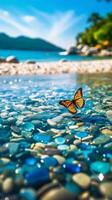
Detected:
left=106, top=110, right=112, bottom=122
left=75, top=131, right=88, bottom=138
left=21, top=122, right=35, bottom=132
left=20, top=188, right=36, bottom=200
left=76, top=122, right=84, bottom=127
left=6, top=142, right=20, bottom=156
left=40, top=187, right=76, bottom=200
left=64, top=163, right=81, bottom=174
left=69, top=125, right=78, bottom=130
left=57, top=144, right=69, bottom=151
left=53, top=155, right=65, bottom=164
left=25, top=157, right=37, bottom=166
left=11, top=126, right=21, bottom=134
left=33, top=133, right=52, bottom=144
left=26, top=168, right=49, bottom=185
left=31, top=143, right=45, bottom=150
left=0, top=128, right=10, bottom=138
left=21, top=131, right=32, bottom=138
left=65, top=182, right=81, bottom=195
left=100, top=182, right=112, bottom=198
left=93, top=134, right=110, bottom=145
left=44, top=147, right=61, bottom=156
left=41, top=156, right=58, bottom=168
left=47, top=119, right=57, bottom=126
left=72, top=173, right=91, bottom=189
left=2, top=177, right=14, bottom=193
left=101, top=128, right=112, bottom=136
left=6, top=56, right=19, bottom=63
left=55, top=137, right=65, bottom=145
left=90, top=161, right=111, bottom=174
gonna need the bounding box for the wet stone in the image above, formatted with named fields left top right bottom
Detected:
left=90, top=161, right=111, bottom=174
left=2, top=177, right=14, bottom=193
left=53, top=155, right=65, bottom=164
left=41, top=156, right=58, bottom=168
left=101, top=128, right=112, bottom=136
left=75, top=131, right=88, bottom=139
left=54, top=137, right=65, bottom=145
left=25, top=157, right=38, bottom=166
left=6, top=142, right=20, bottom=157
left=64, top=163, right=81, bottom=174
left=44, top=147, right=61, bottom=156
left=0, top=128, right=10, bottom=138
left=20, top=188, right=37, bottom=200
left=25, top=168, right=49, bottom=185
left=21, top=122, right=35, bottom=132
left=11, top=125, right=21, bottom=134
left=33, top=133, right=52, bottom=144
left=57, top=144, right=69, bottom=151
left=93, top=134, right=110, bottom=145
left=100, top=182, right=112, bottom=198
left=72, top=173, right=91, bottom=189
left=40, top=187, right=77, bottom=200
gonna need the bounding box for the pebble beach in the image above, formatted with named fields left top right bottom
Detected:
left=0, top=59, right=112, bottom=75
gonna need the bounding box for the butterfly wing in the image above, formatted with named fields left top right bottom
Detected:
left=68, top=103, right=77, bottom=114
left=74, top=88, right=85, bottom=108
left=59, top=100, right=72, bottom=107
left=59, top=100, right=77, bottom=114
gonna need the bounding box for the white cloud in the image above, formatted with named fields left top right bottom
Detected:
left=0, top=9, right=35, bottom=36
left=22, top=15, right=36, bottom=23
left=0, top=9, right=84, bottom=48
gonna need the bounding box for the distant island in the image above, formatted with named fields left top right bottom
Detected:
left=0, top=33, right=64, bottom=52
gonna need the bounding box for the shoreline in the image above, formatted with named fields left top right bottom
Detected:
left=0, top=59, right=112, bottom=76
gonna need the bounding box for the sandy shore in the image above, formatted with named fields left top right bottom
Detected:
left=0, top=59, right=112, bottom=75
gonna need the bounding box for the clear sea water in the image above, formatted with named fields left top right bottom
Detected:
left=0, top=73, right=112, bottom=199
left=0, top=49, right=107, bottom=62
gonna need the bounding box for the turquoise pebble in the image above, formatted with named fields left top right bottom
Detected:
left=90, top=161, right=111, bottom=174
left=20, top=189, right=36, bottom=200
left=0, top=128, right=10, bottom=138
left=21, top=122, right=34, bottom=132
left=65, top=182, right=81, bottom=195
left=41, top=156, right=58, bottom=168
left=33, top=133, right=52, bottom=144
left=75, top=131, right=88, bottom=138
left=55, top=137, right=65, bottom=145
left=25, top=157, right=37, bottom=166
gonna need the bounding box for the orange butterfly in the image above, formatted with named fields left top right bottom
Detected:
left=59, top=88, right=85, bottom=114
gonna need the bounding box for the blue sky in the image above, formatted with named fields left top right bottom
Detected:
left=0, top=0, right=112, bottom=48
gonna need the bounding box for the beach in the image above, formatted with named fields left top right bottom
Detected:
left=0, top=59, right=112, bottom=76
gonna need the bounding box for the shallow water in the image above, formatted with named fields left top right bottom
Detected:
left=0, top=74, right=112, bottom=199
left=0, top=49, right=110, bottom=62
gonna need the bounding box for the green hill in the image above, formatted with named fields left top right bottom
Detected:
left=0, top=33, right=64, bottom=52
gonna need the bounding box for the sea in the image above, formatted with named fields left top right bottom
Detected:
left=0, top=49, right=107, bottom=62
left=0, top=73, right=111, bottom=199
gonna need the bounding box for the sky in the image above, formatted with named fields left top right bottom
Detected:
left=0, top=0, right=112, bottom=48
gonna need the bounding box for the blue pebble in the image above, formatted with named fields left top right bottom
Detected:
left=75, top=131, right=88, bottom=138
left=33, top=133, right=52, bottom=144
left=42, top=156, right=58, bottom=168
left=26, top=168, right=49, bottom=185
left=21, top=122, right=34, bottom=132
left=0, top=128, right=10, bottom=138
left=55, top=137, right=65, bottom=144
left=64, top=163, right=81, bottom=173
left=65, top=182, right=81, bottom=195
left=25, top=157, right=38, bottom=166
left=90, top=161, right=111, bottom=174
left=20, top=189, right=36, bottom=200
